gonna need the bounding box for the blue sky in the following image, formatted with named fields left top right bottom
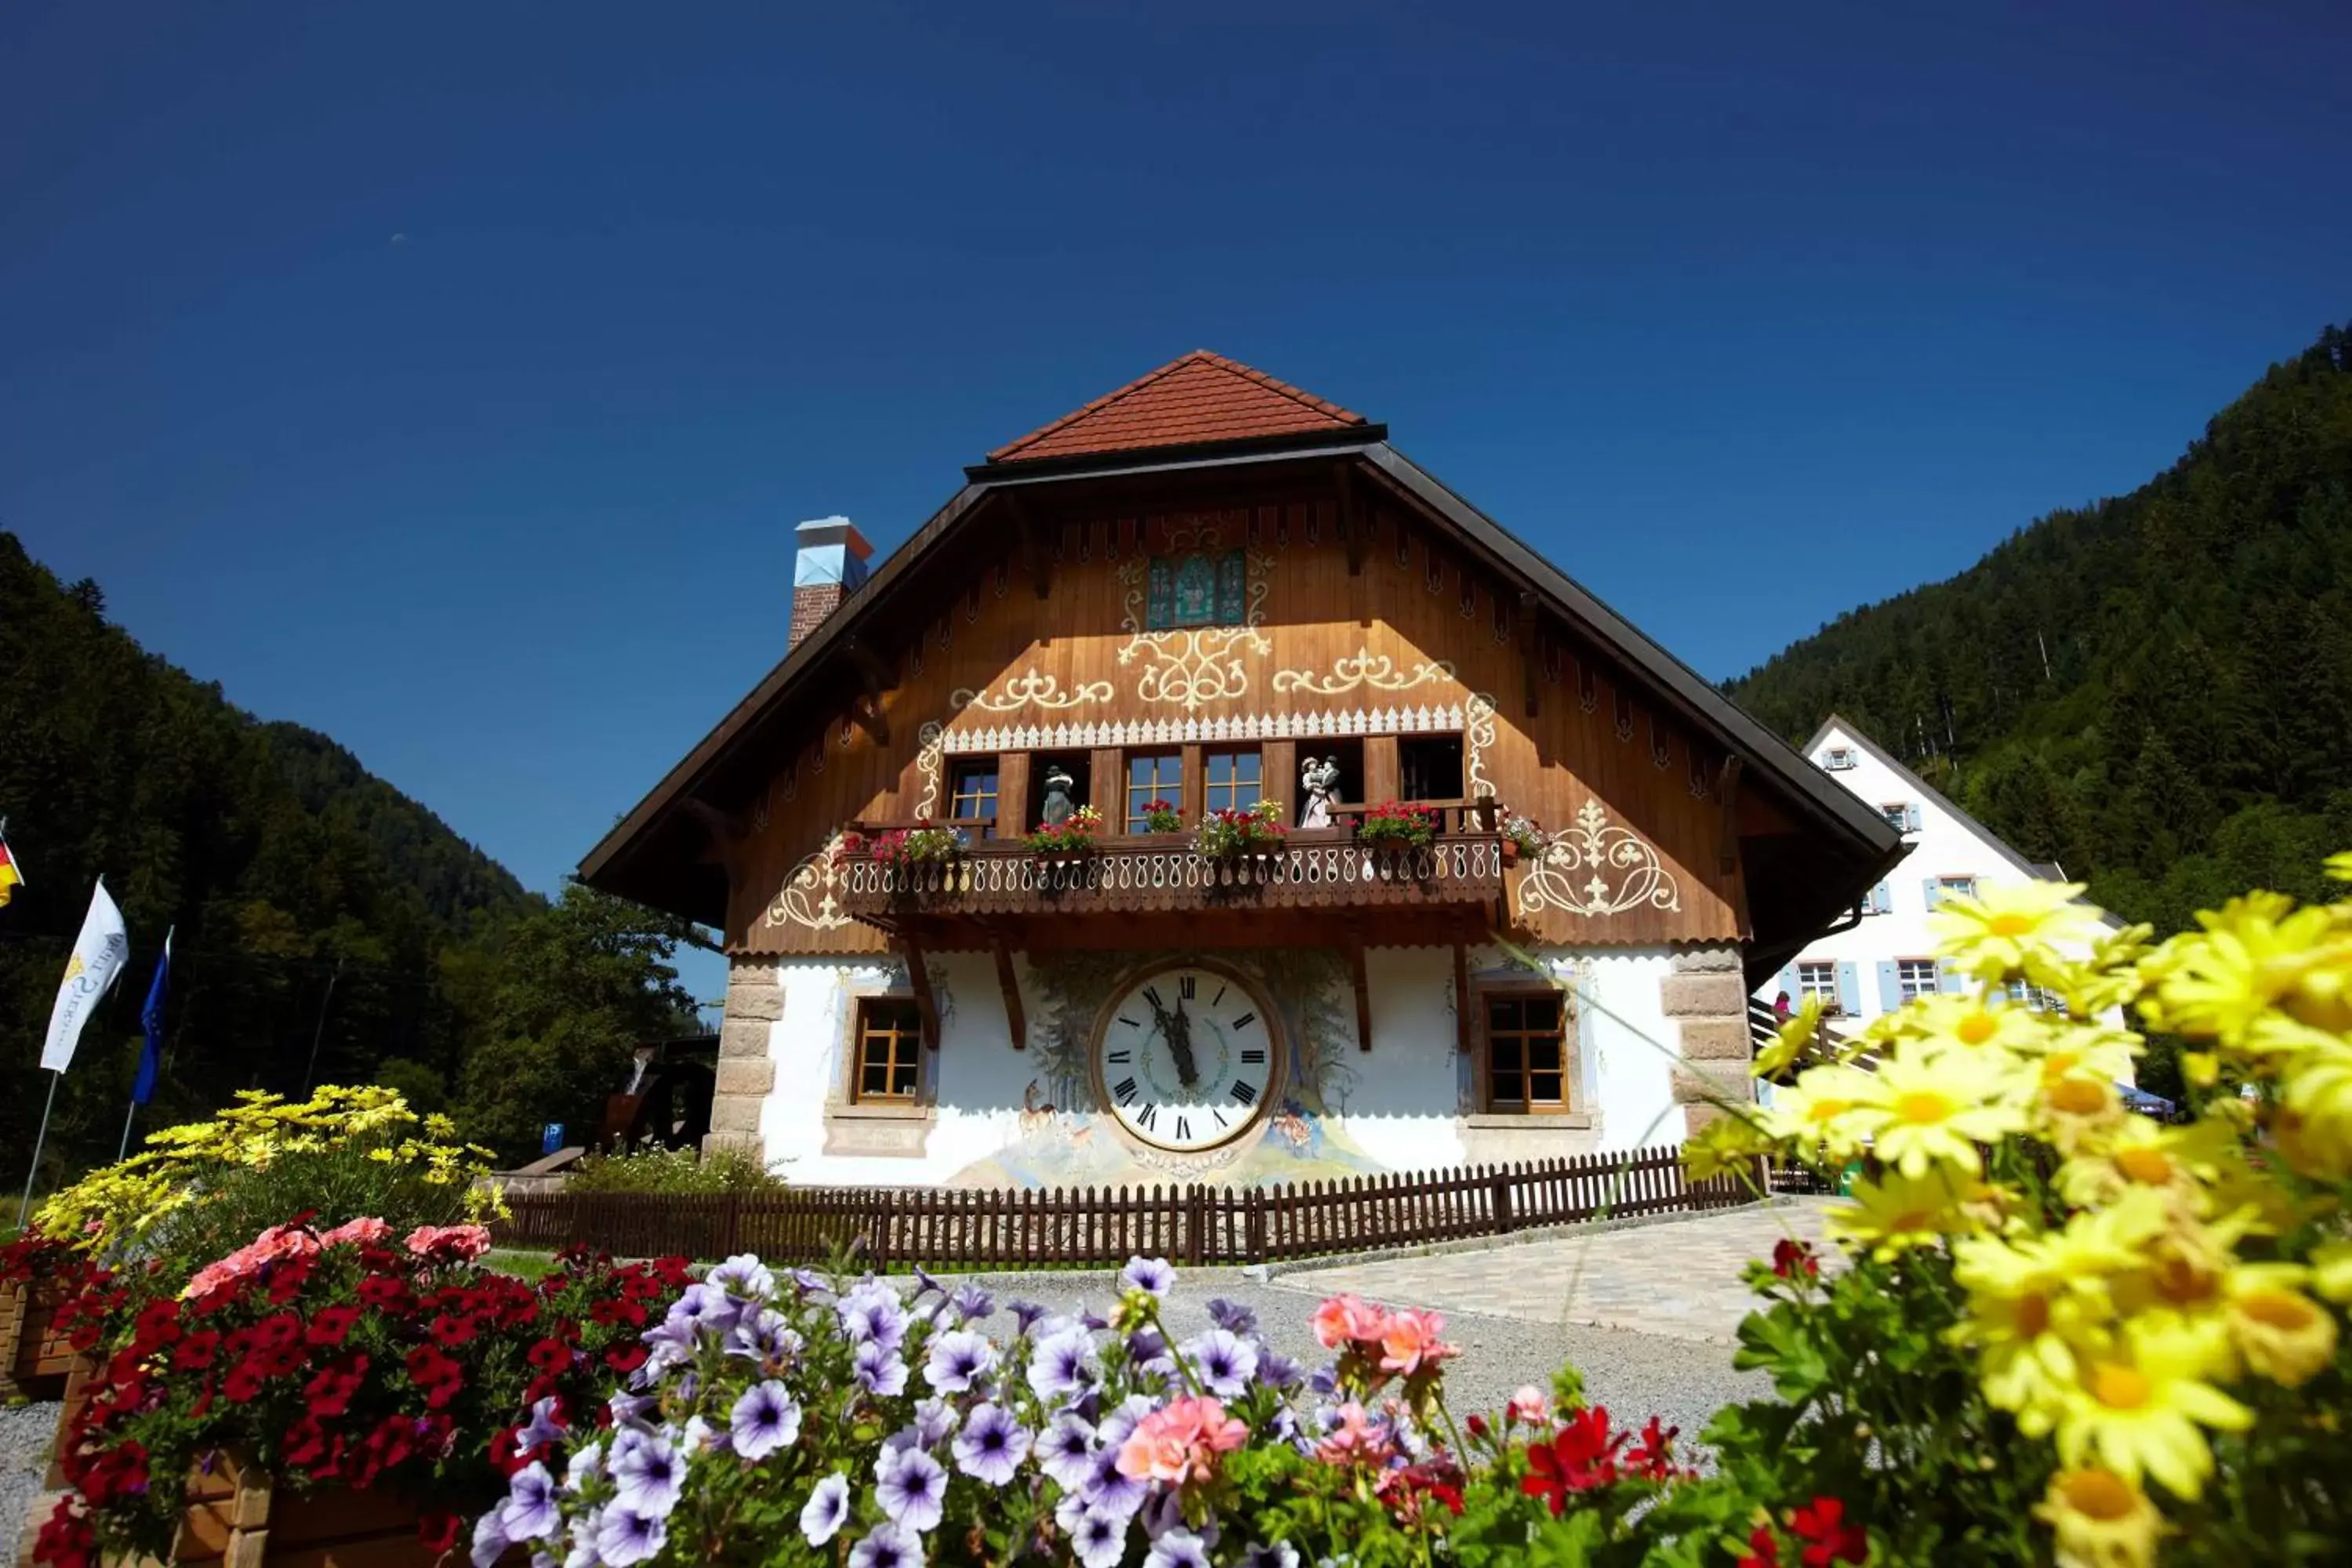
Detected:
left=4, top=2, right=2347, bottom=1003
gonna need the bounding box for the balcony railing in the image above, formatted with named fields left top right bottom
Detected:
left=834, top=827, right=1508, bottom=920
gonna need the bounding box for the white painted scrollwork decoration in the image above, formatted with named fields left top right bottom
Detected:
left=764, top=833, right=856, bottom=932
left=914, top=722, right=946, bottom=819
left=1515, top=800, right=1682, bottom=918
left=1272, top=647, right=1456, bottom=697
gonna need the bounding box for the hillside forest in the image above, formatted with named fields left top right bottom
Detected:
left=0, top=530, right=711, bottom=1185
left=1730, top=324, right=2352, bottom=940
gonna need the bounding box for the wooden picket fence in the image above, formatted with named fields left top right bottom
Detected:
left=492, top=1144, right=1756, bottom=1269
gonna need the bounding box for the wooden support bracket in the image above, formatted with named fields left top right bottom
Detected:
left=1009, top=493, right=1054, bottom=599
left=1335, top=459, right=1367, bottom=576
left=993, top=941, right=1026, bottom=1050
left=1454, top=942, right=1474, bottom=1055
left=1518, top=590, right=1541, bottom=718
left=906, top=941, right=941, bottom=1052
left=1715, top=754, right=1745, bottom=876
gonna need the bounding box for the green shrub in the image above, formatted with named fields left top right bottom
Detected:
left=563, top=1142, right=787, bottom=1195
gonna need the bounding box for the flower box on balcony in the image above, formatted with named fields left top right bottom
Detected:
left=136, top=1452, right=485, bottom=1568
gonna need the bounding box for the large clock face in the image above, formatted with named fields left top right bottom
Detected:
left=1093, top=964, right=1279, bottom=1152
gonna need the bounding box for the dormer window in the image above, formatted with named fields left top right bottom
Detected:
left=1146, top=550, right=1247, bottom=630
left=1822, top=747, right=1857, bottom=771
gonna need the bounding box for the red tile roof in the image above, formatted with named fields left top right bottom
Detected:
left=987, top=350, right=1368, bottom=465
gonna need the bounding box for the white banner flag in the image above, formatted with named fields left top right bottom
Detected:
left=42, top=877, right=129, bottom=1073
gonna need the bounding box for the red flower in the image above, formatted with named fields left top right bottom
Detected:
left=1736, top=1524, right=1781, bottom=1568
left=490, top=1426, right=528, bottom=1477
left=1520, top=1406, right=1624, bottom=1514
left=172, top=1330, right=223, bottom=1372
left=222, top=1362, right=270, bottom=1404
left=283, top=1417, right=343, bottom=1475
left=405, top=1345, right=464, bottom=1409
left=430, top=1312, right=480, bottom=1347
left=590, top=1297, right=647, bottom=1327
left=1626, top=1415, right=1682, bottom=1481
left=307, top=1304, right=362, bottom=1347
left=523, top=1371, right=563, bottom=1406
left=129, top=1299, right=183, bottom=1353
left=1790, top=1497, right=1867, bottom=1567
left=604, top=1342, right=648, bottom=1375
left=526, top=1336, right=572, bottom=1374
left=250, top=1311, right=304, bottom=1352
left=305, top=1353, right=370, bottom=1418
left=418, top=1511, right=462, bottom=1553
left=358, top=1276, right=414, bottom=1312
left=34, top=1496, right=96, bottom=1568
left=1772, top=1239, right=1820, bottom=1280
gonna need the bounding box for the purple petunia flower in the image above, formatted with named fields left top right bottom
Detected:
left=912, top=1398, right=958, bottom=1449
left=1145, top=1527, right=1211, bottom=1568
left=561, top=1512, right=599, bottom=1568
left=1205, top=1298, right=1259, bottom=1336
left=1008, top=1299, right=1051, bottom=1335
left=949, top=1283, right=995, bottom=1322
left=1239, top=1544, right=1299, bottom=1568
left=1255, top=1352, right=1304, bottom=1392
left=1028, top=1327, right=1100, bottom=1404
left=1120, top=1256, right=1174, bottom=1298
left=708, top=1253, right=775, bottom=1302
left=1181, top=1328, right=1258, bottom=1399
left=1065, top=1504, right=1127, bottom=1568
left=855, top=1338, right=910, bottom=1397
left=594, top=1508, right=667, bottom=1568
left=848, top=1522, right=926, bottom=1568
left=564, top=1440, right=604, bottom=1492
left=911, top=1264, right=946, bottom=1299
left=611, top=1433, right=684, bottom=1519
left=637, top=1317, right=699, bottom=1381
left=608, top=1392, right=658, bottom=1430
left=499, top=1462, right=561, bottom=1541
left=1307, top=1364, right=1341, bottom=1398
left=1038, top=1414, right=1098, bottom=1490
left=875, top=1447, right=948, bottom=1533
left=730, top=1380, right=803, bottom=1461
left=840, top=1283, right=911, bottom=1351
left=1077, top=1303, right=1110, bottom=1331
left=1127, top=1327, right=1176, bottom=1376
left=950, top=1403, right=1030, bottom=1486
left=924, top=1329, right=996, bottom=1393
left=1078, top=1443, right=1146, bottom=1521
left=1095, top=1394, right=1156, bottom=1452
left=791, top=1267, right=830, bottom=1299
left=470, top=1510, right=510, bottom=1568
left=800, top=1473, right=851, bottom=1548
left=517, top=1396, right=568, bottom=1456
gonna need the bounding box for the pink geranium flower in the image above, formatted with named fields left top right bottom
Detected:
left=182, top=1224, right=323, bottom=1300
left=1313, top=1400, right=1388, bottom=1465
left=319, top=1217, right=393, bottom=1248
left=405, top=1225, right=492, bottom=1261
left=1377, top=1308, right=1459, bottom=1378
left=1114, top=1396, right=1247, bottom=1486
left=1508, top=1385, right=1552, bottom=1426
left=1311, top=1293, right=1388, bottom=1350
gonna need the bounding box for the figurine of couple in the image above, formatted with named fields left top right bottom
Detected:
left=1298, top=755, right=1343, bottom=828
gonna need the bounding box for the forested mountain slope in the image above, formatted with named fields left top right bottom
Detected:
left=1728, top=325, right=2352, bottom=935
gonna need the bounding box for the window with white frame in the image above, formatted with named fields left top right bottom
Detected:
left=1881, top=802, right=1912, bottom=831
left=1822, top=748, right=1856, bottom=771
left=1896, top=959, right=1942, bottom=1002
left=1937, top=875, right=1979, bottom=902
left=1796, top=961, right=1842, bottom=1015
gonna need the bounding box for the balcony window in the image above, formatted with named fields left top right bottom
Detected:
left=852, top=999, right=924, bottom=1104
left=1485, top=993, right=1569, bottom=1112
left=1026, top=753, right=1089, bottom=833
left=1126, top=753, right=1183, bottom=833
left=949, top=762, right=998, bottom=838
left=1203, top=750, right=1262, bottom=815
left=1399, top=734, right=1465, bottom=804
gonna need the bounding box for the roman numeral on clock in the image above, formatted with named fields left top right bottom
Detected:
left=1180, top=975, right=1197, bottom=999
left=1240, top=1047, right=1266, bottom=1065
left=1144, top=985, right=1164, bottom=1009
left=1212, top=985, right=1227, bottom=1006
left=1113, top=1077, right=1138, bottom=1105
left=1230, top=1080, right=1258, bottom=1106
left=1116, top=1015, right=1140, bottom=1029
left=1231, top=1012, right=1255, bottom=1032
left=1138, top=1105, right=1158, bottom=1131
left=1175, top=1115, right=1191, bottom=1142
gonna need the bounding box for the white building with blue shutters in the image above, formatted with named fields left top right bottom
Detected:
left=1757, top=716, right=2126, bottom=1033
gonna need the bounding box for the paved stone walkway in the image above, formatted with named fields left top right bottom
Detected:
left=1269, top=1199, right=1838, bottom=1344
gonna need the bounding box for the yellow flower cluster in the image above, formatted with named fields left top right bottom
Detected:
left=1690, top=863, right=2352, bottom=1568
left=34, top=1084, right=504, bottom=1252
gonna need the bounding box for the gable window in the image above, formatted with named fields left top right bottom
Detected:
left=948, top=762, right=999, bottom=837
left=1896, top=959, right=1942, bottom=1003
left=1203, top=750, right=1262, bottom=815
left=852, top=999, right=924, bottom=1104
left=1823, top=748, right=1857, bottom=771
left=1399, top=735, right=1465, bottom=804
left=1485, top=993, right=1568, bottom=1112
left=1145, top=550, right=1246, bottom=630
left=1938, top=875, right=1978, bottom=902
left=1126, top=752, right=1183, bottom=833
left=1796, top=961, right=1844, bottom=1016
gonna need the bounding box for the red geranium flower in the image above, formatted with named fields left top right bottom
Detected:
left=306, top=1304, right=362, bottom=1347
left=1520, top=1406, right=1624, bottom=1515
left=418, top=1511, right=462, bottom=1553
left=172, top=1330, right=223, bottom=1372
left=1790, top=1497, right=1867, bottom=1567
left=1772, top=1239, right=1820, bottom=1280
left=1737, top=1524, right=1780, bottom=1568
left=1626, top=1415, right=1682, bottom=1481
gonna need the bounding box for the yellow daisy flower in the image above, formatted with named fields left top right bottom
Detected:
left=2271, top=1031, right=2352, bottom=1179
left=1902, top=993, right=2046, bottom=1058
left=1761, top=1062, right=1881, bottom=1158
left=2053, top=1313, right=2251, bottom=1502
left=2311, top=1240, right=2352, bottom=1305
left=1752, top=995, right=1825, bottom=1080
left=1828, top=1167, right=1978, bottom=1261
left=2223, top=1262, right=2339, bottom=1386
left=2034, top=1467, right=2169, bottom=1568
left=2056, top=1114, right=2236, bottom=1214
left=1931, top=880, right=2110, bottom=983
left=2143, top=898, right=2352, bottom=1044
left=1845, top=1043, right=2028, bottom=1178
left=2037, top=1073, right=2126, bottom=1154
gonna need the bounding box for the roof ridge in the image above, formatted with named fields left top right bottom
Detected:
left=986, top=350, right=1364, bottom=463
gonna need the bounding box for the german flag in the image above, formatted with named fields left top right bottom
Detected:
left=0, top=821, right=22, bottom=909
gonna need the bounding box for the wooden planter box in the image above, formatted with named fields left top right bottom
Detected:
left=0, top=1273, right=79, bottom=1402
left=118, top=1456, right=455, bottom=1568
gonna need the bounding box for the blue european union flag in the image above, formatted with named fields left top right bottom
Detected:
left=131, top=931, right=171, bottom=1105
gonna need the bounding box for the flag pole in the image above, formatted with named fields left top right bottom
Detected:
left=19, top=1071, right=60, bottom=1229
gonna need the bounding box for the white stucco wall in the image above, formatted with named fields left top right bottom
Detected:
left=1578, top=949, right=1687, bottom=1149
left=1337, top=946, right=1467, bottom=1170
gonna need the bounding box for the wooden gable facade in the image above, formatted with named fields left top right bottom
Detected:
left=582, top=353, right=1903, bottom=985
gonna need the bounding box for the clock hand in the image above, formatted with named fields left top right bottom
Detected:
left=1167, top=998, right=1200, bottom=1089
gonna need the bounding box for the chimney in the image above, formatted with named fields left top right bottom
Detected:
left=790, top=516, right=873, bottom=649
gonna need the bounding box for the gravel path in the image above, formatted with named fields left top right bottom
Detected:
left=2, top=1401, right=60, bottom=1558
left=953, top=1263, right=1769, bottom=1457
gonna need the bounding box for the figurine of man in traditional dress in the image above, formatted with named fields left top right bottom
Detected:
left=1040, top=763, right=1077, bottom=827
left=1298, top=755, right=1341, bottom=828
